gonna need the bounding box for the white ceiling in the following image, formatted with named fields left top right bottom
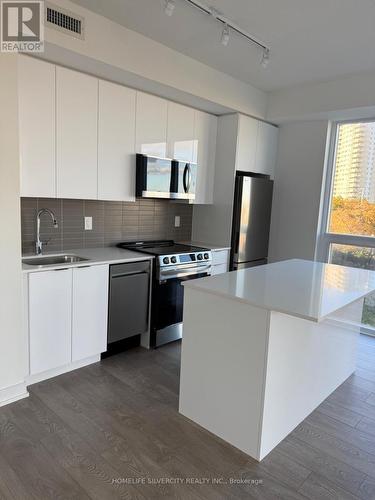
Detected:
left=71, top=0, right=375, bottom=92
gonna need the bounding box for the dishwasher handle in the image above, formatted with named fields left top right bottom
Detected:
left=111, top=270, right=149, bottom=279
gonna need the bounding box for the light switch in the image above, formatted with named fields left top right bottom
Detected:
left=84, top=216, right=93, bottom=230
left=174, top=216, right=181, bottom=228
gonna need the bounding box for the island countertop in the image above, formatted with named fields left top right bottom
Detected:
left=182, top=259, right=375, bottom=322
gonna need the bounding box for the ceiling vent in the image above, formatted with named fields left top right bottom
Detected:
left=45, top=3, right=85, bottom=40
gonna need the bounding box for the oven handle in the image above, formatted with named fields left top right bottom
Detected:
left=160, top=263, right=211, bottom=274
left=159, top=264, right=211, bottom=280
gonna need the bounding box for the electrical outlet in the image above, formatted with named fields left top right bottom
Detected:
left=174, top=215, right=181, bottom=228
left=84, top=216, right=93, bottom=230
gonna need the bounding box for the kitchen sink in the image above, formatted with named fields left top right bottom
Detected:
left=22, top=255, right=89, bottom=266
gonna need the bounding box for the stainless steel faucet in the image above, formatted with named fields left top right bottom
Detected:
left=36, top=208, right=59, bottom=255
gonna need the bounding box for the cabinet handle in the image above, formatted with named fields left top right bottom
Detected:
left=77, top=265, right=91, bottom=269
left=54, top=268, right=69, bottom=271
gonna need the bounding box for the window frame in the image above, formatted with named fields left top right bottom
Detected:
left=317, top=118, right=375, bottom=336
left=317, top=118, right=375, bottom=262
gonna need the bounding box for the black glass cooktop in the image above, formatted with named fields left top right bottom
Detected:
left=117, top=240, right=208, bottom=256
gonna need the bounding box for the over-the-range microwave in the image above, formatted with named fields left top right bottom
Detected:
left=136, top=154, right=197, bottom=201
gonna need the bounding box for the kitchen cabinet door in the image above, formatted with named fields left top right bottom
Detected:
left=29, top=269, right=72, bottom=375
left=235, top=114, right=259, bottom=173
left=211, top=263, right=228, bottom=275
left=56, top=67, right=98, bottom=199
left=167, top=102, right=195, bottom=161
left=98, top=81, right=136, bottom=201
left=72, top=265, right=109, bottom=362
left=18, top=56, right=56, bottom=198
left=255, top=121, right=279, bottom=179
left=193, top=111, right=217, bottom=204
left=212, top=249, right=230, bottom=267
left=135, top=92, right=168, bottom=158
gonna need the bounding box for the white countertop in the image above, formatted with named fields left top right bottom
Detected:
left=22, top=247, right=153, bottom=273
left=178, top=240, right=231, bottom=252
left=183, top=259, right=375, bottom=322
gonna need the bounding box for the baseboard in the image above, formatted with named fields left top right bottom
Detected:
left=26, top=354, right=101, bottom=386
left=0, top=382, right=29, bottom=408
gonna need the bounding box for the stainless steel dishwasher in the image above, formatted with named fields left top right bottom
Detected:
left=108, top=261, right=151, bottom=347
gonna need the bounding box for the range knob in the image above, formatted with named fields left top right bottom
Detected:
left=163, top=257, right=170, bottom=264
left=171, top=256, right=177, bottom=264
left=204, top=253, right=209, bottom=260
left=197, top=253, right=203, bottom=260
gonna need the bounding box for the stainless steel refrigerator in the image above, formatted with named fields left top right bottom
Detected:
left=230, top=172, right=274, bottom=270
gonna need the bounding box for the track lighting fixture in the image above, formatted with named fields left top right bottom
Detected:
left=220, top=24, right=230, bottom=46
left=164, top=0, right=176, bottom=17
left=260, top=48, right=270, bottom=69
left=179, top=0, right=271, bottom=68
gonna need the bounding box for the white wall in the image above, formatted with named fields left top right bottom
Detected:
left=267, top=70, right=375, bottom=124
left=42, top=0, right=267, bottom=118
left=268, top=121, right=330, bottom=263
left=0, top=55, right=28, bottom=403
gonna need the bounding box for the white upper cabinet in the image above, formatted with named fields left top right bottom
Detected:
left=255, top=121, right=279, bottom=178
left=193, top=110, right=217, bottom=204
left=167, top=102, right=195, bottom=161
left=235, top=114, right=259, bottom=173
left=18, top=60, right=219, bottom=202
left=72, top=265, right=109, bottom=362
left=235, top=114, right=278, bottom=179
left=135, top=92, right=168, bottom=158
left=56, top=67, right=98, bottom=200
left=18, top=56, right=56, bottom=198
left=98, top=81, right=136, bottom=201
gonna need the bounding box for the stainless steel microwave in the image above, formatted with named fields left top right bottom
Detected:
left=136, top=154, right=197, bottom=201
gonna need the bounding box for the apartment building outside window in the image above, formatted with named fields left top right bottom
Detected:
left=318, top=120, right=375, bottom=333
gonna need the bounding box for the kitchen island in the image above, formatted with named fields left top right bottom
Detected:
left=179, top=259, right=375, bottom=461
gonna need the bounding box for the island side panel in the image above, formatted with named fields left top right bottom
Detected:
left=179, top=287, right=271, bottom=460
left=259, top=305, right=361, bottom=460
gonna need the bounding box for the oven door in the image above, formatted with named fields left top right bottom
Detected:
left=151, top=264, right=210, bottom=347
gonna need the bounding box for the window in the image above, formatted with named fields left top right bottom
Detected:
left=318, top=120, right=375, bottom=333
left=328, top=122, right=375, bottom=237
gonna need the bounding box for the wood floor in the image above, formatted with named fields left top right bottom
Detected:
left=1, top=336, right=375, bottom=499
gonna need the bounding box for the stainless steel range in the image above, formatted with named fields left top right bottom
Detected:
left=117, top=240, right=212, bottom=347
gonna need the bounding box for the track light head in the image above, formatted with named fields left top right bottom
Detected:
left=164, top=0, right=176, bottom=16
left=221, top=24, right=230, bottom=46
left=261, top=48, right=270, bottom=68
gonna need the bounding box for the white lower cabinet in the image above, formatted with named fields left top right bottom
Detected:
left=211, top=263, right=228, bottom=275
left=28, top=264, right=109, bottom=378
left=72, top=265, right=109, bottom=361
left=29, top=269, right=72, bottom=375
left=211, top=249, right=230, bottom=275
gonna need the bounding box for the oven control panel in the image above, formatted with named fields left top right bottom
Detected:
left=159, top=251, right=212, bottom=267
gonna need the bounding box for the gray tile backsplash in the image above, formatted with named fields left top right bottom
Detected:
left=21, top=198, right=193, bottom=254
